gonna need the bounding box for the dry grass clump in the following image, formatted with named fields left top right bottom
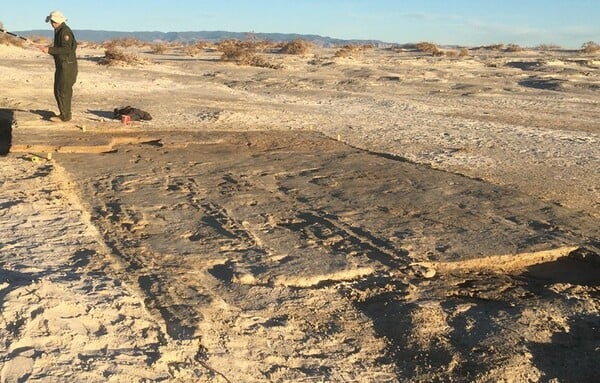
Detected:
left=445, top=48, right=471, bottom=58
left=183, top=41, right=210, bottom=56
left=581, top=41, right=600, bottom=54
left=277, top=39, right=312, bottom=55
left=150, top=43, right=168, bottom=54
left=98, top=46, right=148, bottom=66
left=102, top=38, right=146, bottom=50
left=480, top=43, right=505, bottom=51
left=536, top=44, right=562, bottom=51
left=218, top=39, right=281, bottom=69
left=458, top=48, right=470, bottom=57
left=334, top=44, right=373, bottom=58
left=415, top=42, right=444, bottom=56
left=505, top=43, right=523, bottom=52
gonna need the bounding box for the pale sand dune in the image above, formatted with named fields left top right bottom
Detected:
left=1, top=43, right=599, bottom=382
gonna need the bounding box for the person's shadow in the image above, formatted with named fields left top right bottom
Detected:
left=0, top=108, right=14, bottom=156
left=87, top=109, right=116, bottom=120
left=29, top=109, right=57, bottom=120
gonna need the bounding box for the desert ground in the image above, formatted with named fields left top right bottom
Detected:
left=0, top=40, right=599, bottom=382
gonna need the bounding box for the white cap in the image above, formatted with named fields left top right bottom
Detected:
left=45, top=11, right=67, bottom=24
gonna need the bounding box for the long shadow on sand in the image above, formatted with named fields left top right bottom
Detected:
left=29, top=109, right=56, bottom=121
left=349, top=253, right=600, bottom=382
left=87, top=109, right=116, bottom=119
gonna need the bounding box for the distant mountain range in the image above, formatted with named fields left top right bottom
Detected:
left=17, top=30, right=392, bottom=47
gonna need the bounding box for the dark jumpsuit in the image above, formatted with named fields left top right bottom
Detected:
left=48, top=23, right=78, bottom=121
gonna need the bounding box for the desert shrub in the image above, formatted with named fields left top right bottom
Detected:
left=182, top=41, right=209, bottom=56
left=219, top=39, right=256, bottom=60
left=183, top=45, right=200, bottom=56
left=536, top=43, right=562, bottom=51
left=415, top=42, right=443, bottom=56
left=98, top=46, right=147, bottom=66
left=443, top=48, right=470, bottom=58
left=581, top=41, right=600, bottom=54
left=150, top=43, right=167, bottom=54
left=241, top=54, right=281, bottom=69
left=333, top=44, right=373, bottom=58
left=218, top=39, right=281, bottom=68
left=505, top=43, right=523, bottom=52
left=481, top=43, right=505, bottom=51
left=102, top=38, right=145, bottom=50
left=219, top=40, right=249, bottom=54
left=278, top=39, right=312, bottom=55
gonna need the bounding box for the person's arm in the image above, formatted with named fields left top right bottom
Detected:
left=48, top=29, right=75, bottom=56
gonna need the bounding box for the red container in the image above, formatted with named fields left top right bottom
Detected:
left=121, top=115, right=131, bottom=124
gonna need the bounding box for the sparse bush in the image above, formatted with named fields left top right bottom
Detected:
left=102, top=38, right=145, bottom=50
left=415, top=42, right=443, bottom=56
left=278, top=39, right=312, bottom=55
left=182, top=41, right=209, bottom=56
left=218, top=39, right=281, bottom=69
left=439, top=48, right=470, bottom=58
left=481, top=43, right=505, bottom=51
left=219, top=39, right=256, bottom=61
left=98, top=46, right=148, bottom=66
left=241, top=54, right=281, bottom=69
left=536, top=43, right=562, bottom=51
left=333, top=44, right=373, bottom=58
left=505, top=43, right=523, bottom=52
left=581, top=41, right=600, bottom=54
left=183, top=45, right=200, bottom=56
left=150, top=43, right=167, bottom=54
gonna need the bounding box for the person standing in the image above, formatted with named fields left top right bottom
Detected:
left=39, top=11, right=78, bottom=122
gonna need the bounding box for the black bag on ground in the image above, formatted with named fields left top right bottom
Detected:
left=114, top=106, right=152, bottom=121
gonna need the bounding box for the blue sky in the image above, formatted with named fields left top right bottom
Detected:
left=3, top=0, right=598, bottom=48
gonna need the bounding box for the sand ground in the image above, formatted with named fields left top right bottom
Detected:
left=1, top=42, right=599, bottom=382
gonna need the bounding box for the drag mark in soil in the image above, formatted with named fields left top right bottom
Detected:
left=280, top=210, right=409, bottom=270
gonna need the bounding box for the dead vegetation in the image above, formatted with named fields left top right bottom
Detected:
left=183, top=41, right=211, bottom=56
left=445, top=48, right=471, bottom=58
left=581, top=41, right=600, bottom=54
left=480, top=43, right=506, bottom=51
left=276, top=39, right=312, bottom=55
left=98, top=46, right=148, bottom=66
left=415, top=42, right=444, bottom=56
left=150, top=43, right=168, bottom=54
left=334, top=44, right=374, bottom=58
left=102, top=38, right=147, bottom=50
left=505, top=43, right=523, bottom=52
left=536, top=44, right=562, bottom=51
left=217, top=39, right=282, bottom=69
left=414, top=42, right=472, bottom=58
